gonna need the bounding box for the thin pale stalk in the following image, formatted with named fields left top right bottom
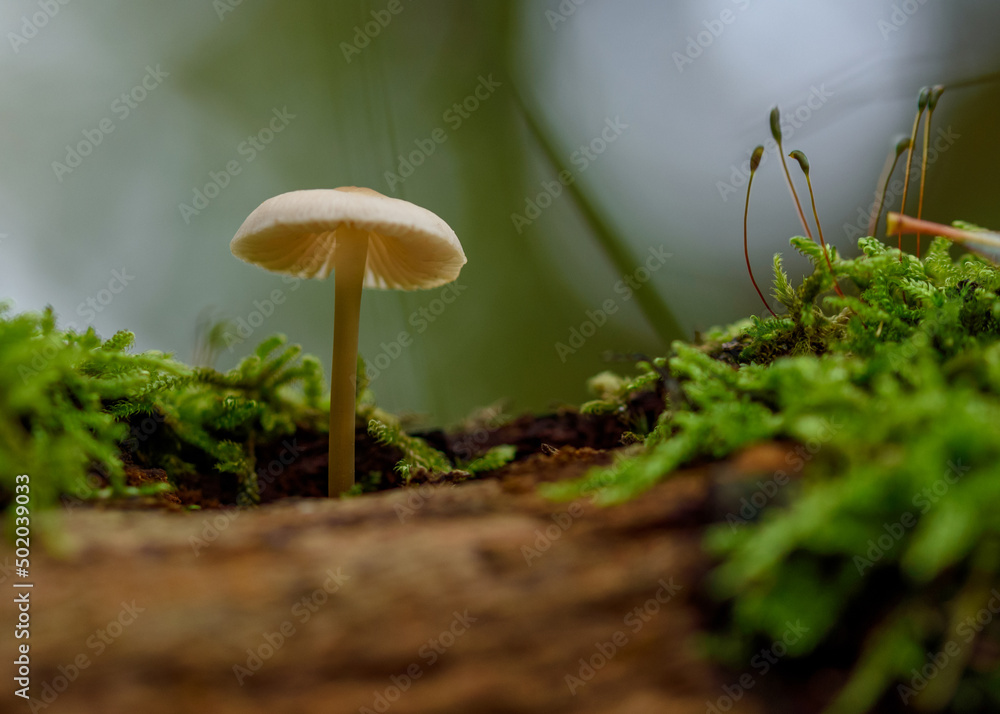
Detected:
left=329, top=227, right=369, bottom=496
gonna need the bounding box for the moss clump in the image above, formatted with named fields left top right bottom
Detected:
left=0, top=307, right=511, bottom=519
left=117, top=333, right=330, bottom=505
left=0, top=307, right=332, bottom=518
left=0, top=304, right=179, bottom=524
left=548, top=233, right=1000, bottom=712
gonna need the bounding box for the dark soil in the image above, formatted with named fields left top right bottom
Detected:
left=112, top=390, right=667, bottom=509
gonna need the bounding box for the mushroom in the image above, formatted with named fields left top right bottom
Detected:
left=230, top=187, right=467, bottom=496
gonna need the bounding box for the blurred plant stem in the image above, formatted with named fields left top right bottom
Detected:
left=508, top=84, right=684, bottom=343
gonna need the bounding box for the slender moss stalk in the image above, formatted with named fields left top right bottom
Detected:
left=770, top=106, right=813, bottom=240
left=915, top=85, right=945, bottom=257
left=897, top=87, right=931, bottom=259
left=868, top=135, right=911, bottom=238
left=788, top=150, right=845, bottom=298
left=743, top=145, right=777, bottom=318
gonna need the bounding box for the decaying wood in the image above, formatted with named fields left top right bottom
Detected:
left=1, top=448, right=770, bottom=714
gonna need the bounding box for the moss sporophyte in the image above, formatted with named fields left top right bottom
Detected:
left=549, top=86, right=1000, bottom=711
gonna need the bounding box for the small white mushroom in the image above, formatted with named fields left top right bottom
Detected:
left=230, top=187, right=466, bottom=496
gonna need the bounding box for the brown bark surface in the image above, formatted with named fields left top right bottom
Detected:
left=1, top=448, right=768, bottom=714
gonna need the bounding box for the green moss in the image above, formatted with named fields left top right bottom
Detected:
left=0, top=306, right=331, bottom=518
left=462, top=444, right=516, bottom=475
left=0, top=311, right=512, bottom=520
left=126, top=334, right=330, bottom=505
left=367, top=414, right=451, bottom=481
left=548, top=234, right=1000, bottom=711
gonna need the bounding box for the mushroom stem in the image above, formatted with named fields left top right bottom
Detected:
left=329, top=226, right=369, bottom=496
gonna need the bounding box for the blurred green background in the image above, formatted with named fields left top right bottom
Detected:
left=2, top=0, right=1000, bottom=425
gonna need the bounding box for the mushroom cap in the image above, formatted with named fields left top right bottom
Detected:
left=230, top=187, right=466, bottom=290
